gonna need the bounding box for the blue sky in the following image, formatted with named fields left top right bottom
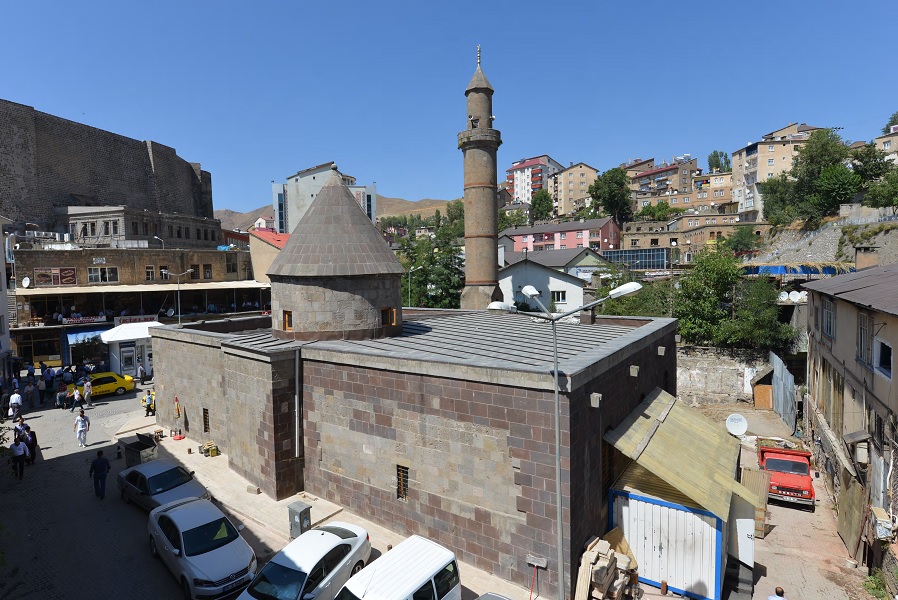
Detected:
left=2, top=1, right=896, bottom=213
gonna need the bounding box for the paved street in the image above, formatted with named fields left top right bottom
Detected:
left=1, top=387, right=184, bottom=599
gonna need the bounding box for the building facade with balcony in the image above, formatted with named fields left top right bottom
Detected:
left=628, top=156, right=699, bottom=212
left=548, top=162, right=599, bottom=216
left=689, top=171, right=735, bottom=214
left=500, top=217, right=619, bottom=253
left=731, top=123, right=821, bottom=222
left=505, top=155, right=564, bottom=203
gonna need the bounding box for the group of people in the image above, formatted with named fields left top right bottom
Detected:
left=9, top=416, right=38, bottom=479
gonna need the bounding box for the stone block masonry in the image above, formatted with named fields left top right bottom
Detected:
left=0, top=99, right=213, bottom=229
left=677, top=346, right=766, bottom=404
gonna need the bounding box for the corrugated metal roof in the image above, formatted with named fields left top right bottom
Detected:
left=605, top=388, right=759, bottom=518
left=802, top=264, right=898, bottom=315
left=499, top=217, right=611, bottom=237
left=614, top=462, right=701, bottom=510
left=504, top=248, right=607, bottom=268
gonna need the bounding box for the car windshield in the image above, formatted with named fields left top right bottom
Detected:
left=147, top=467, right=194, bottom=495
left=245, top=561, right=307, bottom=600
left=765, top=458, right=809, bottom=476
left=182, top=517, right=239, bottom=557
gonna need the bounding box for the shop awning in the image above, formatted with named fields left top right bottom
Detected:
left=13, top=280, right=270, bottom=297
left=101, top=321, right=164, bottom=343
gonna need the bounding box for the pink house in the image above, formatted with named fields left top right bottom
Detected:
left=500, top=217, right=621, bottom=253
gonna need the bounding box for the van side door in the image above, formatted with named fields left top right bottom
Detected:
left=434, top=561, right=461, bottom=600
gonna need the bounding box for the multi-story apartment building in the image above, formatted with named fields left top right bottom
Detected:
left=505, top=155, right=564, bottom=204
left=628, top=156, right=700, bottom=212
left=272, top=162, right=376, bottom=233
left=731, top=123, right=821, bottom=222
left=548, top=162, right=599, bottom=216
left=803, top=265, right=898, bottom=516
left=500, top=217, right=620, bottom=252
left=620, top=216, right=767, bottom=263
left=620, top=158, right=655, bottom=180
left=875, top=126, right=898, bottom=164
left=689, top=171, right=735, bottom=213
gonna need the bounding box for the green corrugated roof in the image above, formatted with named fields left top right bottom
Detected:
left=605, top=388, right=760, bottom=518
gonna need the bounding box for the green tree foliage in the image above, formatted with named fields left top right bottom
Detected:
left=792, top=129, right=851, bottom=195
left=530, top=189, right=554, bottom=222
left=812, top=164, right=861, bottom=217
left=883, top=110, right=898, bottom=136
left=498, top=208, right=528, bottom=232
left=588, top=167, right=633, bottom=226
left=637, top=201, right=685, bottom=222
left=440, top=199, right=465, bottom=239
left=398, top=224, right=465, bottom=309
left=865, top=169, right=898, bottom=214
left=673, top=249, right=794, bottom=349
left=720, top=226, right=761, bottom=254
left=707, top=150, right=732, bottom=172
left=599, top=278, right=676, bottom=318
left=759, top=173, right=800, bottom=225
left=850, top=143, right=893, bottom=189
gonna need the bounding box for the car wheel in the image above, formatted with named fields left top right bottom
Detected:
left=150, top=536, right=159, bottom=559
left=115, top=387, right=126, bottom=395
left=182, top=578, right=192, bottom=600
left=352, top=561, right=365, bottom=575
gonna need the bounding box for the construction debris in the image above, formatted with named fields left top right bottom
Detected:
left=574, top=534, right=642, bottom=600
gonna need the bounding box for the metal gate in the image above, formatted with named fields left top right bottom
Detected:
left=770, top=351, right=795, bottom=433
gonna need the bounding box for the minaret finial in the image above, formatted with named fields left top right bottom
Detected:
left=477, top=45, right=481, bottom=66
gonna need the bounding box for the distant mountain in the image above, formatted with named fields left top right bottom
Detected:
left=215, top=194, right=459, bottom=230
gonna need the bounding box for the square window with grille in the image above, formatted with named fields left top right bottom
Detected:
left=202, top=408, right=210, bottom=433
left=397, top=465, right=409, bottom=500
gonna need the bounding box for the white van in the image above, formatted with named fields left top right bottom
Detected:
left=334, top=535, right=461, bottom=600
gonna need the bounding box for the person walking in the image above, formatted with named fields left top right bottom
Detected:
left=10, top=436, right=30, bottom=480
left=142, top=390, right=155, bottom=417
left=56, top=381, right=68, bottom=409
left=9, top=388, right=22, bottom=420
left=1, top=387, right=9, bottom=423
left=74, top=409, right=90, bottom=447
left=23, top=381, right=35, bottom=410
left=83, top=377, right=93, bottom=407
left=14, top=416, right=28, bottom=439
left=23, top=425, right=38, bottom=465
left=767, top=587, right=786, bottom=599
left=89, top=450, right=111, bottom=499
left=36, top=377, right=46, bottom=406
left=137, top=362, right=146, bottom=385
left=69, top=387, right=84, bottom=412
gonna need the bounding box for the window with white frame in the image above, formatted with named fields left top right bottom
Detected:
left=768, top=145, right=775, bottom=152
left=551, top=290, right=567, bottom=304
left=88, top=267, right=119, bottom=283
left=560, top=233, right=566, bottom=240
left=875, top=339, right=892, bottom=378
left=576, top=231, right=583, bottom=238
left=822, top=297, right=836, bottom=338
left=857, top=313, right=873, bottom=366
left=884, top=141, right=892, bottom=150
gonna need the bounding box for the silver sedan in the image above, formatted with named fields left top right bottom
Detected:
left=117, top=458, right=210, bottom=511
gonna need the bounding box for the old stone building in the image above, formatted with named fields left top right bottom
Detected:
left=0, top=98, right=213, bottom=230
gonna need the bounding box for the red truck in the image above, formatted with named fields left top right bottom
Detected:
left=758, top=446, right=815, bottom=510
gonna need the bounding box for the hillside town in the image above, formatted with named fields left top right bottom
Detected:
left=2, top=43, right=898, bottom=600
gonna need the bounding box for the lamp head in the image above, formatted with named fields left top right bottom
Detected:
left=521, top=285, right=540, bottom=299
left=160, top=269, right=168, bottom=275
left=187, top=269, right=194, bottom=274
left=608, top=281, right=643, bottom=299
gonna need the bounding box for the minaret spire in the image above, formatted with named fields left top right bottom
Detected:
left=477, top=45, right=481, bottom=66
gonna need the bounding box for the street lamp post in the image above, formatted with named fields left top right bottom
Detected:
left=153, top=236, right=165, bottom=250
left=406, top=266, right=422, bottom=308
left=161, top=269, right=193, bottom=325
left=488, top=281, right=643, bottom=600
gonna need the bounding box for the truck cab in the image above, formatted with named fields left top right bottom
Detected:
left=758, top=446, right=815, bottom=510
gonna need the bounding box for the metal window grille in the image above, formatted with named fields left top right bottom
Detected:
left=397, top=465, right=409, bottom=500
left=203, top=408, right=210, bottom=433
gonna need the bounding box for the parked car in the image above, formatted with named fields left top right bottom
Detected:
left=118, top=458, right=210, bottom=511
left=239, top=522, right=371, bottom=600
left=149, top=497, right=256, bottom=600
left=67, top=371, right=135, bottom=397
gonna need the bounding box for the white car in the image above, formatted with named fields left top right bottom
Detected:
left=118, top=459, right=211, bottom=511
left=239, top=521, right=371, bottom=600
left=149, top=497, right=257, bottom=600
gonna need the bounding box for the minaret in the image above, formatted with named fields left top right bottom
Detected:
left=458, top=46, right=502, bottom=310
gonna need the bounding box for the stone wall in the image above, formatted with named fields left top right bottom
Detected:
left=677, top=346, right=766, bottom=404
left=0, top=99, right=212, bottom=229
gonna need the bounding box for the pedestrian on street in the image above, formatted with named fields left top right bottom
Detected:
left=83, top=378, right=93, bottom=407
left=767, top=587, right=786, bottom=599
left=137, top=362, right=146, bottom=385
left=36, top=377, right=46, bottom=406
left=88, top=450, right=111, bottom=499
left=14, top=416, right=28, bottom=438
left=56, top=381, right=68, bottom=409
left=10, top=436, right=30, bottom=480
left=74, top=409, right=90, bottom=447
left=23, top=425, right=38, bottom=465
left=9, top=388, right=22, bottom=420
left=69, top=387, right=84, bottom=412
left=143, top=390, right=155, bottom=417
left=1, top=387, right=9, bottom=423
left=23, top=381, right=35, bottom=410
left=12, top=375, right=19, bottom=391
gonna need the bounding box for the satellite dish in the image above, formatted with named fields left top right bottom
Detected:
left=726, top=413, right=749, bottom=436
left=778, top=291, right=788, bottom=302
left=21, top=276, right=30, bottom=288
left=789, top=291, right=801, bottom=302
left=799, top=291, right=808, bottom=301
left=166, top=308, right=175, bottom=317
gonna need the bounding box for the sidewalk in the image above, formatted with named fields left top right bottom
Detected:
left=114, top=416, right=536, bottom=600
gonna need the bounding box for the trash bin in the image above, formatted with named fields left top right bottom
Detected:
left=288, top=501, right=312, bottom=539
left=124, top=433, right=157, bottom=467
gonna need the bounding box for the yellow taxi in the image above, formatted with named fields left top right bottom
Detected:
left=67, top=372, right=136, bottom=397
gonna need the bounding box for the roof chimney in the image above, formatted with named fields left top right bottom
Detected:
left=854, top=245, right=880, bottom=271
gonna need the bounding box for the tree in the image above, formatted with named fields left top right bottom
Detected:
left=812, top=163, right=861, bottom=217
left=850, top=143, right=894, bottom=189
left=529, top=190, right=553, bottom=222
left=865, top=169, right=898, bottom=214
left=792, top=129, right=851, bottom=197
left=440, top=199, right=465, bottom=239
left=720, top=226, right=761, bottom=254
left=674, top=249, right=742, bottom=346
left=637, top=201, right=684, bottom=222
left=883, top=110, right=898, bottom=136
left=588, top=167, right=633, bottom=226
left=708, top=150, right=732, bottom=172
left=398, top=222, right=465, bottom=309
left=498, top=208, right=528, bottom=232
left=715, top=278, right=796, bottom=350
left=759, top=173, right=799, bottom=226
